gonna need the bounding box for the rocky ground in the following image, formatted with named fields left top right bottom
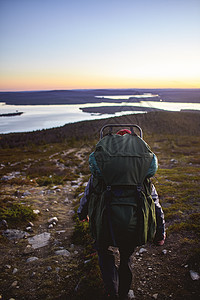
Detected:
left=0, top=147, right=91, bottom=300
left=0, top=136, right=200, bottom=300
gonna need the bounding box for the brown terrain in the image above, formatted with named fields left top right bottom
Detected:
left=0, top=111, right=200, bottom=300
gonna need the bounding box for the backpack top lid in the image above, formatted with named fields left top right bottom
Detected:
left=93, top=133, right=153, bottom=186
left=100, top=124, right=143, bottom=139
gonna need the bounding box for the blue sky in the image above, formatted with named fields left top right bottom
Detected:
left=0, top=0, right=200, bottom=90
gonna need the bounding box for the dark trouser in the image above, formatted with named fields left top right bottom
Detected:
left=97, top=246, right=134, bottom=298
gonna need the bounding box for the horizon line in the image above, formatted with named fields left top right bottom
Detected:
left=1, top=87, right=200, bottom=93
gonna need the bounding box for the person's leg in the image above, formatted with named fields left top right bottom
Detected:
left=98, top=248, right=119, bottom=297
left=118, top=247, right=134, bottom=299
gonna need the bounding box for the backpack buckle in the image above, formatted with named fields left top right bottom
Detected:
left=107, top=186, right=111, bottom=192
left=137, top=184, right=143, bottom=193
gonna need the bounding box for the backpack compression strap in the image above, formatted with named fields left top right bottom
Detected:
left=104, top=186, right=117, bottom=247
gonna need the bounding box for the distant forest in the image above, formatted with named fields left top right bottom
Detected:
left=0, top=89, right=200, bottom=105
left=0, top=111, right=200, bottom=149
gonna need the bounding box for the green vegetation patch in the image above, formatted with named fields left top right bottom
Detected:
left=0, top=197, right=36, bottom=226
left=167, top=213, right=200, bottom=237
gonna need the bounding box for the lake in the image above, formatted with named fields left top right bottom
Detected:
left=0, top=97, right=200, bottom=134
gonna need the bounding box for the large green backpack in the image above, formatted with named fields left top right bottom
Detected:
left=88, top=129, right=157, bottom=248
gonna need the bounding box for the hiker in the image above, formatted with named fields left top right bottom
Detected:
left=78, top=127, right=165, bottom=300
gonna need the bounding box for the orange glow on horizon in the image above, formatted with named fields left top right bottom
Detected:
left=0, top=75, right=199, bottom=91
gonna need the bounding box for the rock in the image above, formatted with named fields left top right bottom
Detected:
left=31, top=272, right=36, bottom=277
left=74, top=251, right=78, bottom=255
left=153, top=294, right=158, bottom=299
left=170, top=159, right=178, bottom=163
left=39, top=190, right=45, bottom=195
left=27, top=222, right=34, bottom=227
left=71, top=181, right=78, bottom=186
left=33, top=209, right=40, bottom=215
left=22, top=191, right=31, bottom=197
left=162, top=249, right=167, bottom=255
left=0, top=219, right=8, bottom=229
left=57, top=230, right=65, bottom=234
left=52, top=185, right=59, bottom=189
left=24, top=244, right=33, bottom=254
left=84, top=259, right=91, bottom=264
left=47, top=190, right=56, bottom=194
left=26, top=257, right=39, bottom=263
left=55, top=249, right=70, bottom=256
left=64, top=197, right=72, bottom=204
left=11, top=281, right=18, bottom=288
left=48, top=217, right=58, bottom=224
left=47, top=266, right=52, bottom=271
left=128, top=289, right=135, bottom=299
left=28, top=232, right=51, bottom=249
left=13, top=268, right=18, bottom=274
left=72, top=185, right=79, bottom=189
left=78, top=192, right=84, bottom=198
left=5, top=264, right=11, bottom=269
left=190, top=270, right=200, bottom=280
left=3, top=229, right=30, bottom=240
left=26, top=226, right=33, bottom=232
left=139, top=247, right=147, bottom=254
left=1, top=175, right=14, bottom=181
left=48, top=224, right=53, bottom=229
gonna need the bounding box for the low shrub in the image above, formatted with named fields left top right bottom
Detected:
left=0, top=201, right=36, bottom=226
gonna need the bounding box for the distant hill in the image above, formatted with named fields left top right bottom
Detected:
left=0, top=111, right=199, bottom=149
left=0, top=89, right=199, bottom=105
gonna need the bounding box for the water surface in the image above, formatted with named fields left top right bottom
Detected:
left=0, top=100, right=199, bottom=134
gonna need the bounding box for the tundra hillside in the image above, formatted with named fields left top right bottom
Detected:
left=0, top=111, right=200, bottom=300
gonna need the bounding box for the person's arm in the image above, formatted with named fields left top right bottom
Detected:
left=77, top=176, right=93, bottom=221
left=151, top=184, right=166, bottom=242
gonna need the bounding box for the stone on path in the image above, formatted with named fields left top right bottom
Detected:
left=128, top=289, right=135, bottom=299
left=48, top=217, right=58, bottom=224
left=26, top=257, right=39, bottom=263
left=190, top=270, right=200, bottom=280
left=33, top=209, right=40, bottom=214
left=139, top=247, right=147, bottom=254
left=28, top=232, right=51, bottom=249
left=55, top=249, right=70, bottom=256
left=3, top=229, right=30, bottom=240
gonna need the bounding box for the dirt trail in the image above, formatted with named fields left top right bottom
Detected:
left=0, top=147, right=89, bottom=300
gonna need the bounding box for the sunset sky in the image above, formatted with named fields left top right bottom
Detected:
left=0, top=0, right=200, bottom=91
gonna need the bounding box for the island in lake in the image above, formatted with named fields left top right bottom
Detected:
left=80, top=105, right=163, bottom=114
left=0, top=111, right=23, bottom=117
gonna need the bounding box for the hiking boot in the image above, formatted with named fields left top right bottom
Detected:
left=154, top=233, right=166, bottom=246
left=119, top=289, right=135, bottom=300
